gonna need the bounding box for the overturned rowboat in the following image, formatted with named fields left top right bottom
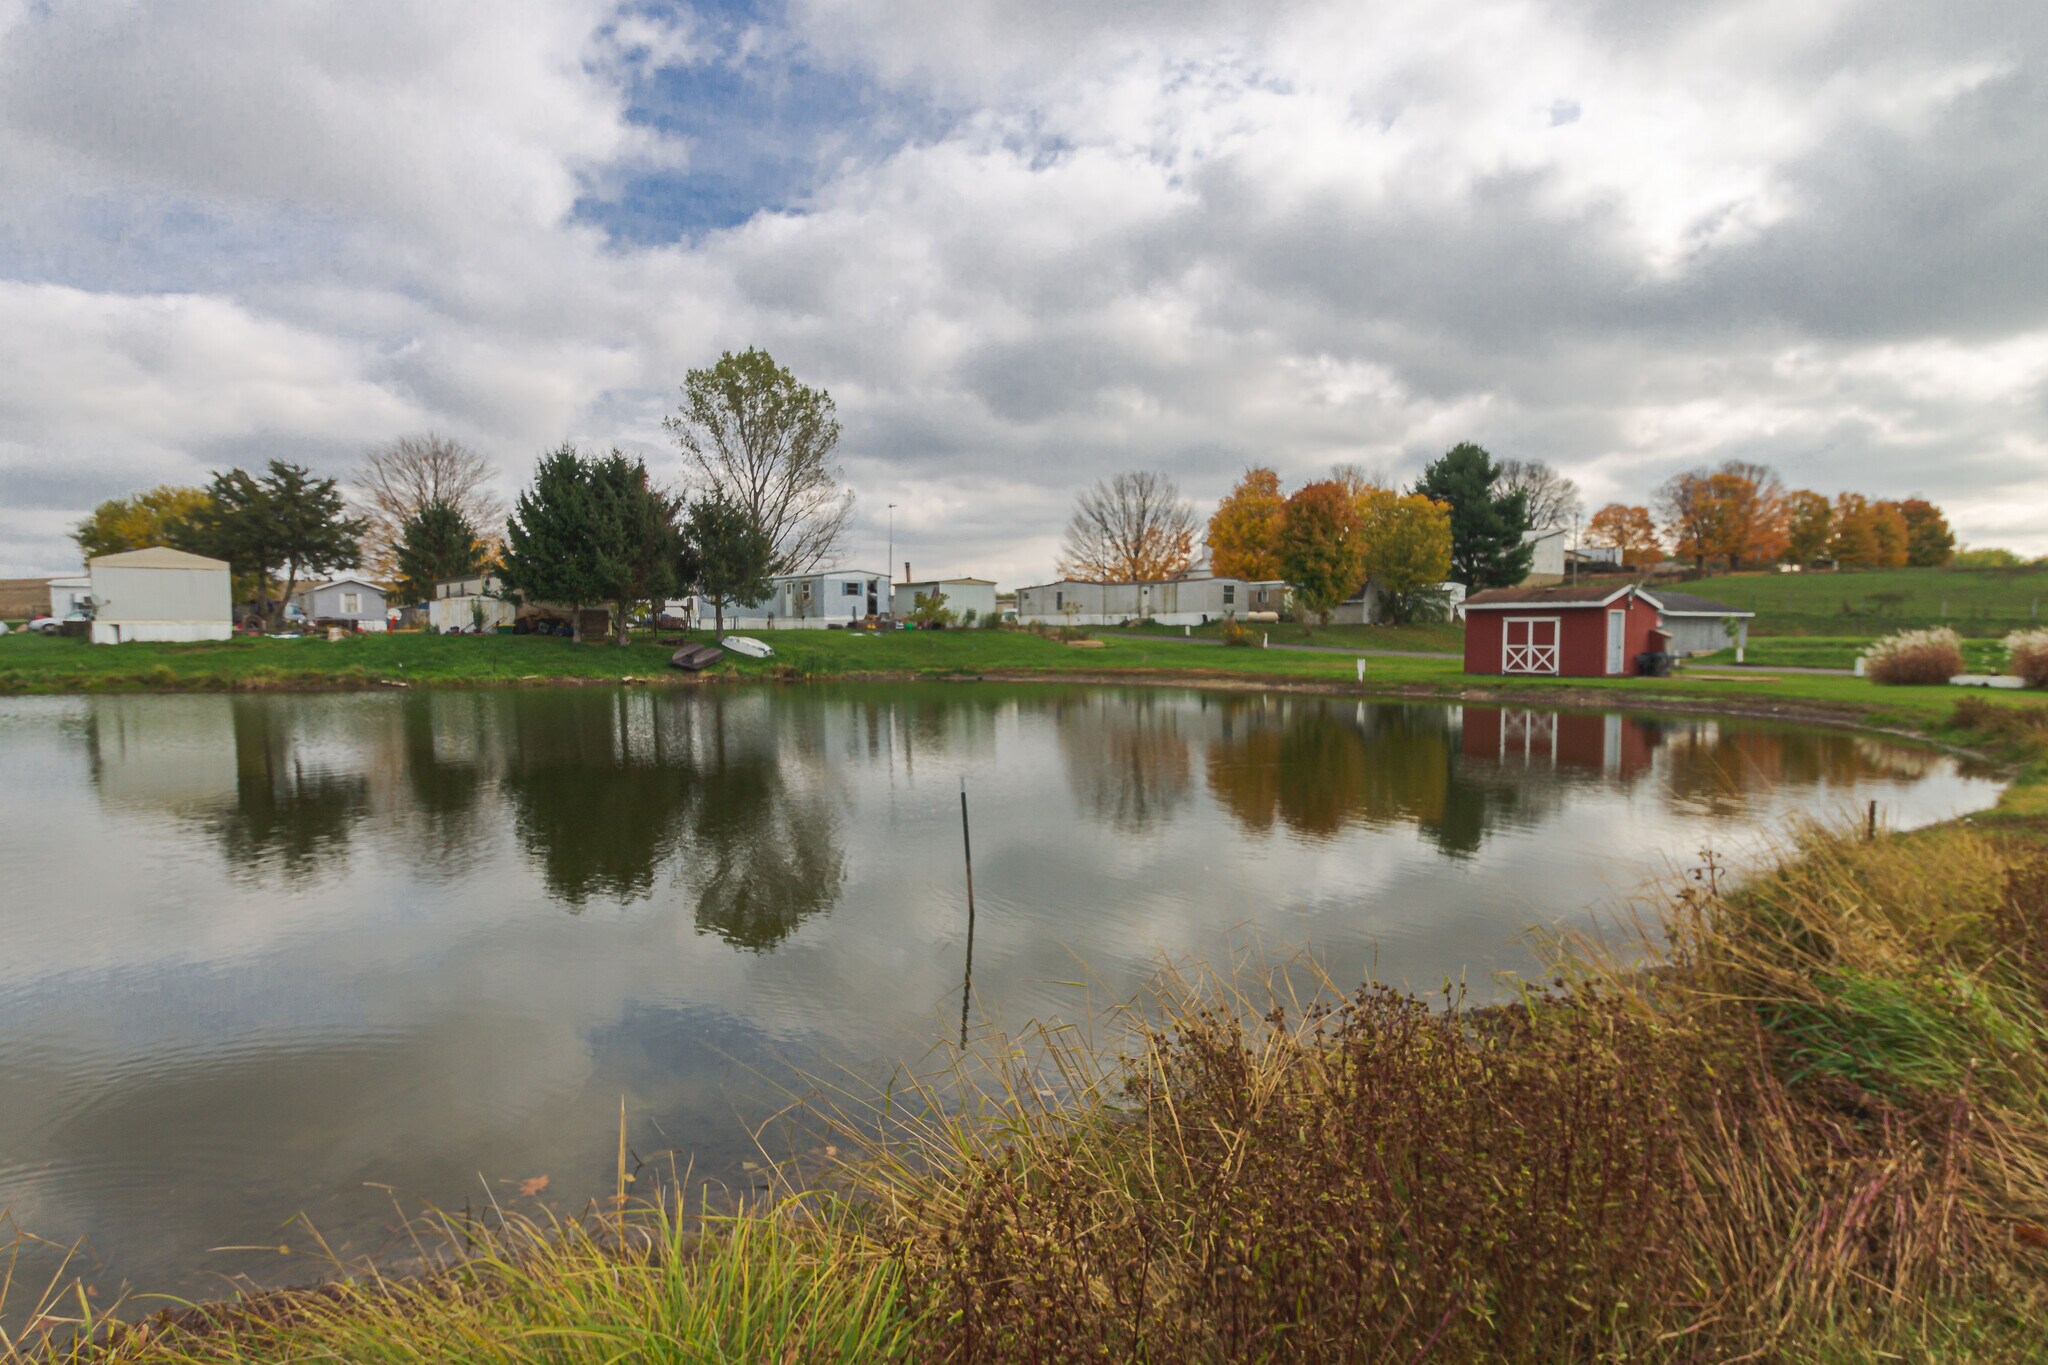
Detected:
left=720, top=636, right=774, bottom=659
left=669, top=643, right=726, bottom=671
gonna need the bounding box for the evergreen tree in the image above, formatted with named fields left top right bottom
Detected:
left=686, top=494, right=775, bottom=636
left=588, top=450, right=682, bottom=645
left=501, top=445, right=607, bottom=642
left=180, top=460, right=365, bottom=627
left=395, top=500, right=487, bottom=603
left=1412, top=443, right=1532, bottom=590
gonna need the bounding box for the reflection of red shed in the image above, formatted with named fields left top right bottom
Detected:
left=1462, top=706, right=1659, bottom=779
left=1461, top=583, right=1665, bottom=678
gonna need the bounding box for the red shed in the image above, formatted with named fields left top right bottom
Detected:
left=1461, top=583, right=1667, bottom=678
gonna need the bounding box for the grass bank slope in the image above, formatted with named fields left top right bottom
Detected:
left=1684, top=564, right=2048, bottom=638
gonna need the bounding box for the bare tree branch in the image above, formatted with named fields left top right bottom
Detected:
left=353, top=434, right=505, bottom=580
left=1057, top=471, right=1198, bottom=582
left=1495, top=458, right=1583, bottom=531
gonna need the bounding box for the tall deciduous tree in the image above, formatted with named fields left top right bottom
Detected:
left=664, top=348, right=851, bottom=575
left=180, top=461, right=366, bottom=628
left=1704, top=460, right=1787, bottom=568
left=1783, top=490, right=1833, bottom=565
left=1658, top=470, right=1723, bottom=569
left=1898, top=499, right=1955, bottom=567
left=1277, top=480, right=1366, bottom=633
left=1585, top=503, right=1663, bottom=567
left=73, top=486, right=214, bottom=562
left=1412, top=443, right=1532, bottom=590
left=686, top=494, right=775, bottom=636
left=1828, top=492, right=1877, bottom=567
left=502, top=445, right=607, bottom=642
left=1357, top=490, right=1453, bottom=623
left=1206, top=467, right=1286, bottom=581
left=395, top=500, right=486, bottom=603
left=1058, top=471, right=1198, bottom=582
left=353, top=434, right=505, bottom=581
left=1867, top=500, right=1910, bottom=568
left=1495, top=458, right=1582, bottom=531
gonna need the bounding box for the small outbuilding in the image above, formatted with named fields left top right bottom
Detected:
left=892, top=576, right=997, bottom=623
left=1636, top=589, right=1754, bottom=658
left=88, top=547, right=233, bottom=645
left=293, top=576, right=390, bottom=631
left=1461, top=582, right=1667, bottom=678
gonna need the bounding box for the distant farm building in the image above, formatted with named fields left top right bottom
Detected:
left=1637, top=590, right=1754, bottom=657
left=87, top=547, right=232, bottom=644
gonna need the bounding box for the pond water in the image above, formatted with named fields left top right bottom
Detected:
left=0, top=684, right=2003, bottom=1300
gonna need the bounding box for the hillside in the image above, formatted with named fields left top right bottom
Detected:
left=1678, top=565, right=2048, bottom=637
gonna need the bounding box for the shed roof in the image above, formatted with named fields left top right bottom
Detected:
left=1637, top=589, right=1755, bottom=617
left=1462, top=582, right=1636, bottom=610
left=89, top=546, right=228, bottom=571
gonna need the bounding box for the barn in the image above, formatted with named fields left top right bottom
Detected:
left=1461, top=582, right=1667, bottom=678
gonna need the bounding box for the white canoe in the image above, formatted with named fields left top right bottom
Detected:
left=720, top=636, right=775, bottom=659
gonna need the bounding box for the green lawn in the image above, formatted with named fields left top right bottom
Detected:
left=1107, top=618, right=1465, bottom=652
left=1694, top=635, right=2011, bottom=672
left=1680, top=565, right=2048, bottom=637
left=4, top=625, right=2045, bottom=741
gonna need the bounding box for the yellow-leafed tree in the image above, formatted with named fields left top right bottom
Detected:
left=1357, top=490, right=1453, bottom=623
left=1206, top=467, right=1286, bottom=581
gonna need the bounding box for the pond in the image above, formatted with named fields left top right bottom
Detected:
left=0, top=684, right=2002, bottom=1300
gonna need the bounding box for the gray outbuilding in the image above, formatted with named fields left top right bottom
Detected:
left=1639, top=589, right=1755, bottom=657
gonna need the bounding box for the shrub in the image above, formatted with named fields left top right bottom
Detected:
left=2006, top=627, right=2048, bottom=687
left=1218, top=614, right=1254, bottom=647
left=1861, top=627, right=1964, bottom=685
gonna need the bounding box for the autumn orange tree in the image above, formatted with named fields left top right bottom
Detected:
left=1584, top=503, right=1662, bottom=567
left=1867, top=500, right=1909, bottom=567
left=1706, top=461, right=1787, bottom=567
left=1206, top=467, right=1286, bottom=581
left=1277, top=480, right=1366, bottom=633
left=1356, top=490, right=1453, bottom=622
left=1058, top=471, right=1198, bottom=582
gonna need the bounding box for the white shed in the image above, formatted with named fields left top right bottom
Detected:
left=892, top=577, right=998, bottom=623
left=88, top=547, right=233, bottom=644
left=48, top=576, right=93, bottom=616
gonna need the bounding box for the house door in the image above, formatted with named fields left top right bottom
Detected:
left=1606, top=609, right=1627, bottom=674
left=1502, top=618, right=1559, bottom=674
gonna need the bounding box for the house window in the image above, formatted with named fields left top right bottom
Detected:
left=340, top=592, right=360, bottom=614
left=1501, top=617, right=1560, bottom=674
left=842, top=581, right=861, bottom=596
left=1222, top=585, right=1236, bottom=606
left=1055, top=591, right=1064, bottom=609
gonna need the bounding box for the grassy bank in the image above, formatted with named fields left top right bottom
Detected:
left=1683, top=564, right=2048, bottom=638
left=8, top=698, right=2048, bottom=1361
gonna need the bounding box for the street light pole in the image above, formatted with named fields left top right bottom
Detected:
left=887, top=503, right=898, bottom=584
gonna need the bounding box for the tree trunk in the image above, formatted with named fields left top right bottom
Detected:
left=570, top=605, right=583, bottom=644
left=714, top=600, right=724, bottom=636
left=615, top=600, right=631, bottom=646
left=274, top=567, right=299, bottom=632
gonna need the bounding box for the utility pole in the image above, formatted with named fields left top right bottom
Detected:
left=887, top=503, right=898, bottom=584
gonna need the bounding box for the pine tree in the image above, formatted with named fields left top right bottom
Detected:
left=686, top=495, right=775, bottom=636
left=1413, top=443, right=1533, bottom=590
left=502, top=445, right=606, bottom=642
left=395, top=500, right=486, bottom=603
left=588, top=450, right=682, bottom=645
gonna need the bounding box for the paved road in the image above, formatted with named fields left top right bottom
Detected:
left=1101, top=630, right=1460, bottom=660
left=1688, top=663, right=1855, bottom=677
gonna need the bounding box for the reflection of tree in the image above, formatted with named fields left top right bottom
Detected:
left=1203, top=700, right=1458, bottom=845
left=394, top=695, right=490, bottom=866
left=686, top=735, right=845, bottom=950
left=213, top=699, right=370, bottom=879
left=1056, top=692, right=1192, bottom=832
left=1657, top=722, right=1928, bottom=817
left=501, top=692, right=697, bottom=908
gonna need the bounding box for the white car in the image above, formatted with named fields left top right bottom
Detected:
left=28, top=613, right=87, bottom=635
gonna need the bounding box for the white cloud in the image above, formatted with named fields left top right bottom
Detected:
left=0, top=0, right=2043, bottom=575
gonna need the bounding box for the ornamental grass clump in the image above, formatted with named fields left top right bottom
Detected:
left=1862, top=626, right=1965, bottom=685
left=2006, top=627, right=2048, bottom=687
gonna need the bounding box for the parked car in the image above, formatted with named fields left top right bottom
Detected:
left=27, top=613, right=87, bottom=635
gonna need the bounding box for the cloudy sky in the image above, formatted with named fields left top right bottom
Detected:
left=1, top=0, right=2044, bottom=580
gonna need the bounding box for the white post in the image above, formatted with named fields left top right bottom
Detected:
left=1854, top=656, right=1866, bottom=677
left=1262, top=633, right=1269, bottom=649
left=1356, top=658, right=1365, bottom=681
left=1184, top=624, right=1190, bottom=636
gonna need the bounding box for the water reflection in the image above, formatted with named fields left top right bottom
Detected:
left=4, top=684, right=2003, bottom=1306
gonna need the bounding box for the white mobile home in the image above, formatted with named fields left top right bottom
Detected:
left=48, top=576, right=93, bottom=617
left=1013, top=576, right=1287, bottom=627
left=725, top=569, right=890, bottom=629
left=428, top=573, right=518, bottom=633
left=892, top=577, right=997, bottom=623
left=88, top=547, right=233, bottom=644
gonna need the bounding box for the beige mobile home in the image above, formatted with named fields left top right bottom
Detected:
left=87, top=547, right=232, bottom=644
